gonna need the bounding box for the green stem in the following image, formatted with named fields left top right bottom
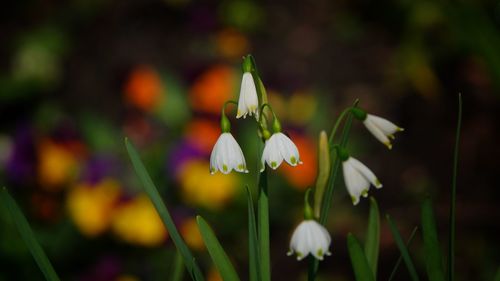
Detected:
left=328, top=106, right=354, bottom=145
left=258, top=169, right=270, bottom=281
left=448, top=93, right=462, bottom=281
left=388, top=226, right=419, bottom=281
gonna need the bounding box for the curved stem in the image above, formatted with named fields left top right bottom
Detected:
left=328, top=106, right=355, bottom=146
left=221, top=100, right=238, bottom=116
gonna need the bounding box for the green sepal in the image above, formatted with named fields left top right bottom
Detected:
left=336, top=146, right=350, bottom=162
left=303, top=189, right=314, bottom=220
left=242, top=55, right=253, bottom=73
left=351, top=108, right=367, bottom=121
left=221, top=114, right=231, bottom=133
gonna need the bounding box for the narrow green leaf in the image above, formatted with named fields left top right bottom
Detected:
left=448, top=93, right=462, bottom=281
left=422, top=199, right=445, bottom=281
left=125, top=139, right=204, bottom=281
left=171, top=250, right=184, bottom=281
left=388, top=226, right=418, bottom=281
left=494, top=267, right=500, bottom=281
left=0, top=188, right=61, bottom=281
left=196, top=216, right=241, bottom=281
left=258, top=169, right=271, bottom=281
left=347, top=233, right=375, bottom=281
left=386, top=215, right=420, bottom=281
left=313, top=130, right=331, bottom=219
left=245, top=186, right=260, bottom=281
left=365, top=197, right=380, bottom=279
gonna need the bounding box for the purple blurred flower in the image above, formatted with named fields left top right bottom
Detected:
left=6, top=126, right=37, bottom=185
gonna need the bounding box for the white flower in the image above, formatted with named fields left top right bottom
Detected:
left=287, top=220, right=332, bottom=261
left=260, top=132, right=302, bottom=172
left=236, top=72, right=259, bottom=119
left=210, top=133, right=249, bottom=174
left=342, top=157, right=382, bottom=205
left=363, top=114, right=403, bottom=149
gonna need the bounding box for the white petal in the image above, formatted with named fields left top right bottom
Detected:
left=368, top=114, right=401, bottom=135
left=276, top=133, right=301, bottom=166
left=236, top=72, right=258, bottom=119
left=265, top=134, right=284, bottom=169
left=349, top=157, right=382, bottom=189
left=343, top=160, right=369, bottom=205
left=364, top=118, right=392, bottom=149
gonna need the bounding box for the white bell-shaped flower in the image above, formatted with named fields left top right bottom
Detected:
left=287, top=220, right=332, bottom=261
left=260, top=132, right=302, bottom=172
left=210, top=132, right=249, bottom=174
left=363, top=114, right=403, bottom=149
left=236, top=72, right=259, bottom=119
left=342, top=156, right=382, bottom=205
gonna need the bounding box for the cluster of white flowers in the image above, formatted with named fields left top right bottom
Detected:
left=210, top=66, right=302, bottom=175
left=207, top=55, right=404, bottom=263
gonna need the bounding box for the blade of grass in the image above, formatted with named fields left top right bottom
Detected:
left=196, top=216, right=241, bottom=281
left=245, top=186, right=260, bottom=281
left=171, top=250, right=185, bottom=281
left=422, top=199, right=445, bottom=281
left=258, top=169, right=270, bottom=281
left=0, top=188, right=61, bottom=281
left=448, top=93, right=462, bottom=281
left=347, top=233, right=376, bottom=281
left=125, top=139, right=204, bottom=281
left=365, top=197, right=380, bottom=279
left=386, top=215, right=420, bottom=281
left=388, top=226, right=418, bottom=281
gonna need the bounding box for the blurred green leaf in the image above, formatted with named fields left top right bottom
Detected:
left=388, top=226, right=418, bottom=281
left=347, top=233, right=375, bottom=281
left=171, top=250, right=184, bottom=281
left=386, top=215, right=420, bottom=281
left=421, top=199, right=445, bottom=281
left=494, top=267, right=500, bottom=281
left=125, top=139, right=204, bottom=281
left=365, top=197, right=380, bottom=279
left=196, top=216, right=241, bottom=281
left=245, top=186, right=260, bottom=281
left=0, top=188, right=60, bottom=281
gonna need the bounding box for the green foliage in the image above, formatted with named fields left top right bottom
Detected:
left=421, top=199, right=445, bottom=281
left=386, top=215, right=420, bottom=281
left=364, top=197, right=380, bottom=279
left=0, top=188, right=60, bottom=281
left=125, top=139, right=204, bottom=281
left=347, top=233, right=375, bottom=281
left=196, top=216, right=241, bottom=281
left=245, top=186, right=260, bottom=281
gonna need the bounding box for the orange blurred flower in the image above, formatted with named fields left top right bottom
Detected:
left=124, top=66, right=164, bottom=111
left=67, top=178, right=121, bottom=237
left=111, top=194, right=168, bottom=246
left=281, top=133, right=317, bottom=190
left=189, top=65, right=237, bottom=114
left=215, top=28, right=249, bottom=60
left=185, top=119, right=221, bottom=154
left=37, top=139, right=82, bottom=191
left=180, top=217, right=205, bottom=251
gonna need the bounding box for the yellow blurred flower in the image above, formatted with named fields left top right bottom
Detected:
left=67, top=179, right=121, bottom=237
left=179, top=159, right=238, bottom=210
left=115, top=275, right=140, bottom=281
left=111, top=194, right=168, bottom=246
left=180, top=217, right=205, bottom=251
left=38, top=139, right=80, bottom=191
left=288, top=92, right=317, bottom=126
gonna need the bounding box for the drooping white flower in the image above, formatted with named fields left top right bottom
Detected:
left=363, top=114, right=403, bottom=149
left=236, top=72, right=259, bottom=119
left=260, top=132, right=302, bottom=172
left=210, top=133, right=249, bottom=174
left=287, top=220, right=332, bottom=261
left=342, top=156, right=382, bottom=205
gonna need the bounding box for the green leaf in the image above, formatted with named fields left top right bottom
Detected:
left=0, top=188, right=61, bottom=281
left=494, top=267, right=500, bottom=281
left=245, top=186, right=260, bottom=281
left=125, top=139, right=204, bottom=281
left=386, top=215, right=420, bottom=281
left=196, top=216, right=241, bottom=281
left=171, top=250, right=184, bottom=281
left=421, top=199, right=445, bottom=281
left=347, top=233, right=375, bottom=281
left=448, top=93, right=462, bottom=281
left=365, top=197, right=380, bottom=279
left=313, top=130, right=331, bottom=219
left=388, top=226, right=418, bottom=281
left=257, top=169, right=271, bottom=281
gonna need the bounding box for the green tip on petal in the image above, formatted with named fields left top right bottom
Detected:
left=384, top=142, right=393, bottom=150
left=361, top=189, right=369, bottom=198
left=388, top=134, right=395, bottom=140
left=375, top=179, right=382, bottom=188
left=317, top=249, right=323, bottom=257
left=271, top=161, right=277, bottom=168
left=222, top=164, right=228, bottom=172
left=397, top=127, right=405, bottom=132
left=352, top=196, right=359, bottom=205
left=290, top=156, right=297, bottom=165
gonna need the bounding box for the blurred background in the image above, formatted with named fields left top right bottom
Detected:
left=1, top=0, right=499, bottom=280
